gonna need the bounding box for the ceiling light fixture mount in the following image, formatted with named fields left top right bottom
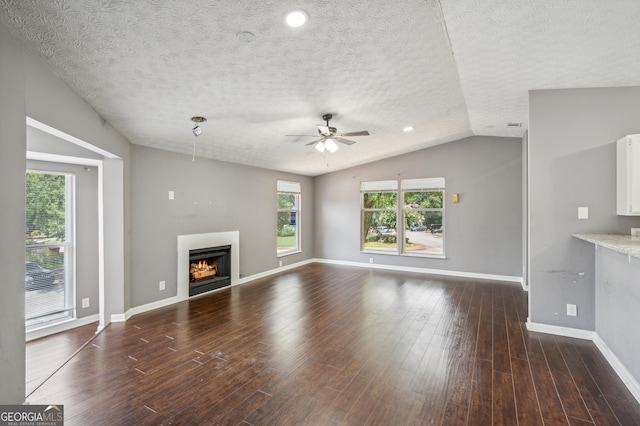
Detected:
left=236, top=31, right=256, bottom=44
left=190, top=116, right=207, bottom=161
left=191, top=116, right=207, bottom=136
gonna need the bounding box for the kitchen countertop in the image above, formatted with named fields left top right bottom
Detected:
left=572, top=233, right=640, bottom=258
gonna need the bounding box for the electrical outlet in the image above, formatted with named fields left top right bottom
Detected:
left=567, top=304, right=577, bottom=317
left=279, top=260, right=283, bottom=267
left=82, top=298, right=90, bottom=308
left=159, top=280, right=166, bottom=291
left=369, top=258, right=374, bottom=264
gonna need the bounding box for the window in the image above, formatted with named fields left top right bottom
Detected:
left=277, top=180, right=301, bottom=256
left=361, top=180, right=398, bottom=253
left=361, top=178, right=445, bottom=257
left=25, top=171, right=75, bottom=329
left=402, top=178, right=445, bottom=256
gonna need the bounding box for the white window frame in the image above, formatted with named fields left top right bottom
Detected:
left=277, top=180, right=301, bottom=257
left=360, top=178, right=445, bottom=258
left=401, top=178, right=445, bottom=258
left=25, top=170, right=76, bottom=330
left=361, top=180, right=399, bottom=254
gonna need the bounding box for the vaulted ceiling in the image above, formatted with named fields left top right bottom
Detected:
left=2, top=0, right=640, bottom=176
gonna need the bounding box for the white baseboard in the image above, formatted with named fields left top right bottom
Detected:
left=527, top=320, right=640, bottom=405
left=26, top=314, right=100, bottom=342
left=525, top=321, right=596, bottom=340
left=236, top=258, right=315, bottom=285
left=114, top=295, right=181, bottom=322
left=593, top=334, right=640, bottom=404
left=313, top=258, right=524, bottom=287
left=122, top=259, right=523, bottom=321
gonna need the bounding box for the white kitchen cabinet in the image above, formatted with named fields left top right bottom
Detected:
left=617, top=134, right=640, bottom=215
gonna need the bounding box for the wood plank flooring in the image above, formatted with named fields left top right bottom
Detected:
left=26, top=321, right=98, bottom=396
left=26, top=264, right=640, bottom=425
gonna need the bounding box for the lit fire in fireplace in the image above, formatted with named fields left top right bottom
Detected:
left=190, top=260, right=218, bottom=281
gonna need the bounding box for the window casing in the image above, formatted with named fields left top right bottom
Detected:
left=361, top=178, right=445, bottom=257
left=277, top=180, right=301, bottom=256
left=361, top=180, right=398, bottom=253
left=25, top=171, right=75, bottom=329
left=402, top=178, right=445, bottom=257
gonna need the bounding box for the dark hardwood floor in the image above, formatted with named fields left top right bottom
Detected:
left=26, top=321, right=98, bottom=396
left=27, top=264, right=640, bottom=425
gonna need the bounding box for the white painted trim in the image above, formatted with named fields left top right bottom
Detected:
left=314, top=258, right=524, bottom=285
left=27, top=151, right=102, bottom=167
left=26, top=117, right=120, bottom=159
left=115, top=296, right=181, bottom=321
left=593, top=334, right=640, bottom=404
left=26, top=314, right=100, bottom=342
left=526, top=320, right=640, bottom=404
left=177, top=231, right=240, bottom=301
left=237, top=259, right=315, bottom=285
left=519, top=277, right=529, bottom=292
left=525, top=321, right=596, bottom=340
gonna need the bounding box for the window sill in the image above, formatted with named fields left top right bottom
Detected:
left=277, top=250, right=302, bottom=258
left=361, top=250, right=446, bottom=259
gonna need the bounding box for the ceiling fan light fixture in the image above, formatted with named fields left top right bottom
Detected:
left=315, top=141, right=325, bottom=152
left=192, top=125, right=202, bottom=137
left=285, top=10, right=308, bottom=27
left=324, top=138, right=339, bottom=153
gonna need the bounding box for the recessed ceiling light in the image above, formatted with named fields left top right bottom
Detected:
left=403, top=126, right=414, bottom=132
left=285, top=10, right=308, bottom=27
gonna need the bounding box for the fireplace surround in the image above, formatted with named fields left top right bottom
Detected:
left=177, top=231, right=240, bottom=300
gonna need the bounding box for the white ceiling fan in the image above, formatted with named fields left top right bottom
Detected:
left=286, top=114, right=370, bottom=153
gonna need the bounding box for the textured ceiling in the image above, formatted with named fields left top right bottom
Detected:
left=2, top=0, right=640, bottom=176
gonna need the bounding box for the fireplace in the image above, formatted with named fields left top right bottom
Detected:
left=189, top=245, right=231, bottom=296
left=177, top=231, right=240, bottom=300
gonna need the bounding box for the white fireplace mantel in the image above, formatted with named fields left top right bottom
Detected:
left=177, top=231, right=240, bottom=301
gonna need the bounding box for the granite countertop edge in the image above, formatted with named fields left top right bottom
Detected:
left=572, top=233, right=640, bottom=258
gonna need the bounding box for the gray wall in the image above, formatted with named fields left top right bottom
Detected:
left=594, top=245, right=640, bottom=382
left=129, top=145, right=314, bottom=307
left=27, top=160, right=100, bottom=319
left=1, top=22, right=131, bottom=402
left=0, top=23, right=27, bottom=404
left=313, top=136, right=523, bottom=277
left=529, top=87, right=640, bottom=330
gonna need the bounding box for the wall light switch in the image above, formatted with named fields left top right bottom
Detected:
left=578, top=207, right=589, bottom=219
left=452, top=193, right=459, bottom=204
left=168, top=191, right=175, bottom=200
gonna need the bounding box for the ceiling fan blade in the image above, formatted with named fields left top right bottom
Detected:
left=317, top=125, right=332, bottom=136
left=334, top=136, right=357, bottom=146
left=339, top=130, right=369, bottom=137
